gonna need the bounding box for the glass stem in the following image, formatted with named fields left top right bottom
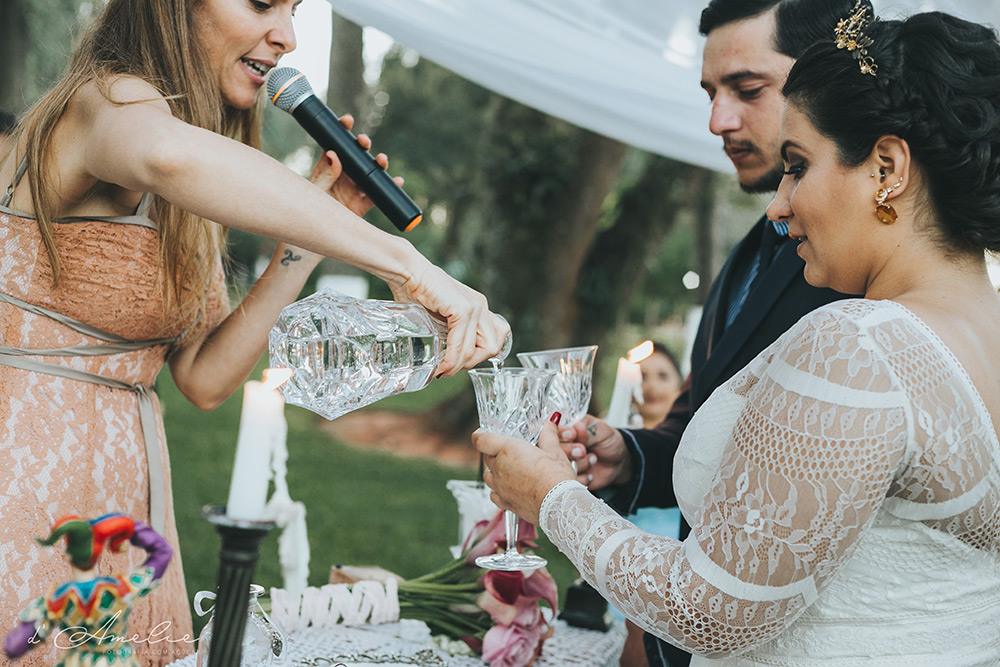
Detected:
left=503, top=510, right=520, bottom=556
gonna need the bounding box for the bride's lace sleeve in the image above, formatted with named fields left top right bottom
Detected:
left=540, top=306, right=911, bottom=657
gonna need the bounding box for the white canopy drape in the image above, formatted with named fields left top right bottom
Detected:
left=320, top=0, right=1000, bottom=171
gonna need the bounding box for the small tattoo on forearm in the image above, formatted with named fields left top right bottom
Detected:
left=280, top=249, right=302, bottom=265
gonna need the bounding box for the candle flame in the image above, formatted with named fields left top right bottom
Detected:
left=627, top=340, right=655, bottom=364
left=262, top=368, right=293, bottom=391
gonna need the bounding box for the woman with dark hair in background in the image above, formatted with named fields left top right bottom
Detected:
left=634, top=342, right=683, bottom=430
left=475, top=6, right=1000, bottom=664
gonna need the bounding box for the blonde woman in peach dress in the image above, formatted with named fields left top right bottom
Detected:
left=0, top=1, right=509, bottom=665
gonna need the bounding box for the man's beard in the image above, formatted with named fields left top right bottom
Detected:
left=739, top=161, right=784, bottom=194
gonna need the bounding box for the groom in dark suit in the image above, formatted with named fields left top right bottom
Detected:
left=562, top=1, right=869, bottom=665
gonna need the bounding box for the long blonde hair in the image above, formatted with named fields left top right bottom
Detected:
left=13, top=0, right=262, bottom=322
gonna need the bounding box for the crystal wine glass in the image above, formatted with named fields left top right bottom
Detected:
left=516, top=345, right=599, bottom=428
left=469, top=367, right=556, bottom=571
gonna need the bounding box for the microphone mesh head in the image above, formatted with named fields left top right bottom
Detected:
left=266, top=67, right=314, bottom=112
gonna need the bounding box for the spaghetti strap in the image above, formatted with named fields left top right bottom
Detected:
left=2, top=156, right=27, bottom=208
left=2, top=156, right=155, bottom=224
left=135, top=191, right=154, bottom=218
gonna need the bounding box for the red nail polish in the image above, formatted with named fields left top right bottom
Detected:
left=549, top=412, right=562, bottom=425
left=435, top=373, right=444, bottom=380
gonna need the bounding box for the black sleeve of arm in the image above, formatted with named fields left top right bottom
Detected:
left=603, top=375, right=693, bottom=516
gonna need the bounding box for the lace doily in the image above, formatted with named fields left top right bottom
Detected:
left=166, top=620, right=625, bottom=666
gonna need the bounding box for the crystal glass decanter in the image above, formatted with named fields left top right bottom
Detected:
left=269, top=288, right=510, bottom=420
left=196, top=584, right=285, bottom=667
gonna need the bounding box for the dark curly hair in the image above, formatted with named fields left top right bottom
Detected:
left=783, top=12, right=1000, bottom=253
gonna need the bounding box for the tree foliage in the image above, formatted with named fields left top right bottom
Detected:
left=367, top=45, right=497, bottom=271
left=0, top=0, right=92, bottom=114
left=327, top=11, right=368, bottom=134
left=368, top=41, right=720, bottom=433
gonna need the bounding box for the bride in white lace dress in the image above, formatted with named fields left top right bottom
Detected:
left=474, top=8, right=1000, bottom=666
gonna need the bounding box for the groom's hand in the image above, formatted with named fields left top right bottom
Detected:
left=559, top=415, right=633, bottom=490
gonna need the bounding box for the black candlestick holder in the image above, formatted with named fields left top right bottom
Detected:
left=201, top=504, right=275, bottom=667
left=558, top=578, right=611, bottom=631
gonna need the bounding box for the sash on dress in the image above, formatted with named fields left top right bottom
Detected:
left=0, top=157, right=178, bottom=534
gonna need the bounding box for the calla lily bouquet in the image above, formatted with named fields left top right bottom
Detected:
left=398, top=509, right=558, bottom=666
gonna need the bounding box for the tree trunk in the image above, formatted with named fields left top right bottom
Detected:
left=537, top=130, right=629, bottom=345
left=0, top=0, right=30, bottom=114
left=431, top=101, right=628, bottom=436
left=327, top=12, right=368, bottom=133
left=435, top=94, right=505, bottom=272
left=573, top=157, right=696, bottom=348
left=475, top=102, right=628, bottom=352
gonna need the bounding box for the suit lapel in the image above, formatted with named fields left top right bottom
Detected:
left=691, top=218, right=765, bottom=370
left=691, top=254, right=732, bottom=367
left=694, top=231, right=803, bottom=402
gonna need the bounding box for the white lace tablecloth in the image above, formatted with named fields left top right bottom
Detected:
left=167, top=619, right=625, bottom=667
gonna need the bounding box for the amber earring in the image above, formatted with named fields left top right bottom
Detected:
left=875, top=179, right=903, bottom=224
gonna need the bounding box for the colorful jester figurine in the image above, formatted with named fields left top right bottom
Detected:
left=2, top=513, right=172, bottom=666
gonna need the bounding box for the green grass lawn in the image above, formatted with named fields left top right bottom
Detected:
left=160, top=359, right=581, bottom=635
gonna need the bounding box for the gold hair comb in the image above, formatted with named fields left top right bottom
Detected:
left=834, top=0, right=877, bottom=76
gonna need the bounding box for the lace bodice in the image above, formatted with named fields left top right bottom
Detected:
left=541, top=299, right=1000, bottom=665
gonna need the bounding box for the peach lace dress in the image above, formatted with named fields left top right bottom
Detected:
left=0, top=159, right=228, bottom=667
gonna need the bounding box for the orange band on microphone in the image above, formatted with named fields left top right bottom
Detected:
left=404, top=215, right=422, bottom=232
left=270, top=73, right=306, bottom=105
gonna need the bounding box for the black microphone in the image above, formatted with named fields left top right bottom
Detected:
left=266, top=67, right=422, bottom=232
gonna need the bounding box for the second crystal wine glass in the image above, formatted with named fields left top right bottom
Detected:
left=469, top=367, right=556, bottom=571
left=516, top=345, right=598, bottom=427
